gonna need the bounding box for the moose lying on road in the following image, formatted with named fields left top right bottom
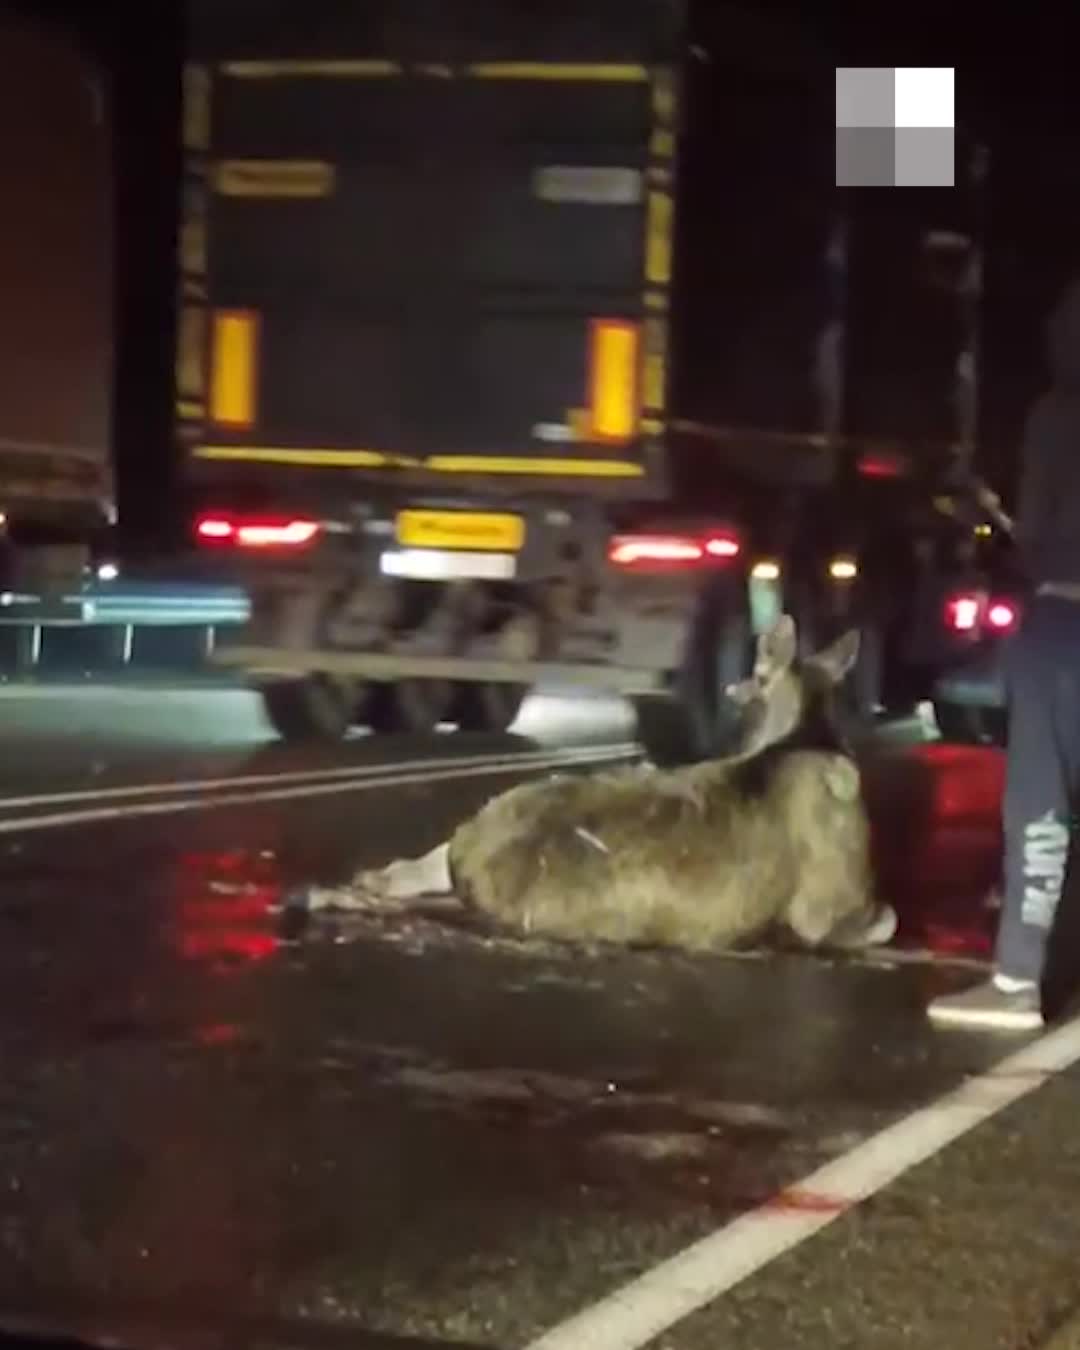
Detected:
left=304, top=615, right=898, bottom=954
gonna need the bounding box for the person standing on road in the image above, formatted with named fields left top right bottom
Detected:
left=929, top=278, right=1080, bottom=1031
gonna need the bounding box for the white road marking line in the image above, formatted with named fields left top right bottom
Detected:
left=525, top=1012, right=1080, bottom=1350
left=0, top=742, right=640, bottom=814
left=0, top=746, right=639, bottom=836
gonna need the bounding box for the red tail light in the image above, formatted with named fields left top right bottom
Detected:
left=195, top=513, right=321, bottom=549
left=195, top=517, right=234, bottom=541
left=608, top=530, right=741, bottom=569
left=944, top=592, right=1020, bottom=634
left=857, top=452, right=908, bottom=479
left=945, top=593, right=981, bottom=631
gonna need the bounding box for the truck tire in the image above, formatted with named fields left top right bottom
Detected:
left=367, top=679, right=453, bottom=735
left=631, top=694, right=707, bottom=768
left=259, top=676, right=352, bottom=743
left=454, top=681, right=528, bottom=734
left=790, top=594, right=884, bottom=739
left=634, top=575, right=753, bottom=767
left=841, top=622, right=885, bottom=736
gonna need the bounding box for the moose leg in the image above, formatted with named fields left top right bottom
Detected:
left=823, top=901, right=898, bottom=949
left=357, top=840, right=454, bottom=900
left=785, top=883, right=843, bottom=948
left=786, top=879, right=896, bottom=950
left=304, top=840, right=455, bottom=914
left=783, top=853, right=896, bottom=950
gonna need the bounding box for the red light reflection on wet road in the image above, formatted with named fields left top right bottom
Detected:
left=168, top=849, right=282, bottom=973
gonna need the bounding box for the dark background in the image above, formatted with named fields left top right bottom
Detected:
left=5, top=1, right=1079, bottom=552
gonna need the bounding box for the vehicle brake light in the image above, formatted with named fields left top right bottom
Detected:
left=704, top=534, right=740, bottom=558
left=237, top=519, right=320, bottom=547
left=194, top=513, right=321, bottom=549
left=944, top=591, right=1020, bottom=635
left=945, top=594, right=980, bottom=631
left=857, top=453, right=908, bottom=479
left=608, top=530, right=740, bottom=568
left=196, top=516, right=234, bottom=541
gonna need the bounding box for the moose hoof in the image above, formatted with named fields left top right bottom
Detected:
left=831, top=903, right=898, bottom=950
left=862, top=904, right=898, bottom=946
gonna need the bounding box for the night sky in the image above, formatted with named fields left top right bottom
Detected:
left=7, top=2, right=1080, bottom=552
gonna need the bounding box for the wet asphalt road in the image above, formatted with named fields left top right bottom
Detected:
left=0, top=684, right=1079, bottom=1350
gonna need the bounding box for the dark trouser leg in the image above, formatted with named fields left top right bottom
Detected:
left=995, top=596, right=1080, bottom=983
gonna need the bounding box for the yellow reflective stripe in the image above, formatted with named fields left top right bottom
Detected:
left=645, top=192, right=673, bottom=284
left=180, top=214, right=207, bottom=275
left=175, top=305, right=206, bottom=400
left=195, top=445, right=407, bottom=468
left=466, top=62, right=648, bottom=82
left=220, top=60, right=401, bottom=78
left=193, top=448, right=645, bottom=477
left=642, top=317, right=668, bottom=413
left=209, top=311, right=258, bottom=429
left=218, top=59, right=648, bottom=84
left=214, top=159, right=336, bottom=198
left=426, top=456, right=644, bottom=477
left=649, top=129, right=675, bottom=159
left=182, top=64, right=212, bottom=151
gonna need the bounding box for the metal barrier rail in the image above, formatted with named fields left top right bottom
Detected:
left=0, top=581, right=250, bottom=625
left=0, top=582, right=251, bottom=676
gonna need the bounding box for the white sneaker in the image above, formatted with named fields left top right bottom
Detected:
left=927, top=975, right=1043, bottom=1031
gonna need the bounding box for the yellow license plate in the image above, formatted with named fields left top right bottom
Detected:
left=395, top=509, right=525, bottom=552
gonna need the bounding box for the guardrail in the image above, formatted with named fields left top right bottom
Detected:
left=0, top=581, right=250, bottom=677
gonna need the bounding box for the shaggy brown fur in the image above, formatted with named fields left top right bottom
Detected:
left=308, top=615, right=896, bottom=953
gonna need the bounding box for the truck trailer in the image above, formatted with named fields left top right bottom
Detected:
left=0, top=13, right=115, bottom=592
left=179, top=0, right=987, bottom=758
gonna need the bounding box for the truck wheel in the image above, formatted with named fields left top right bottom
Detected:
left=454, top=682, right=528, bottom=734
left=634, top=576, right=753, bottom=767
left=793, top=601, right=883, bottom=740
left=367, top=679, right=453, bottom=735
left=933, top=701, right=1007, bottom=747
left=838, top=622, right=885, bottom=738
left=631, top=694, right=706, bottom=768
left=259, top=676, right=352, bottom=743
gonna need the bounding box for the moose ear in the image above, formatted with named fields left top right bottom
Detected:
left=809, top=628, right=860, bottom=684
left=754, top=613, right=797, bottom=677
